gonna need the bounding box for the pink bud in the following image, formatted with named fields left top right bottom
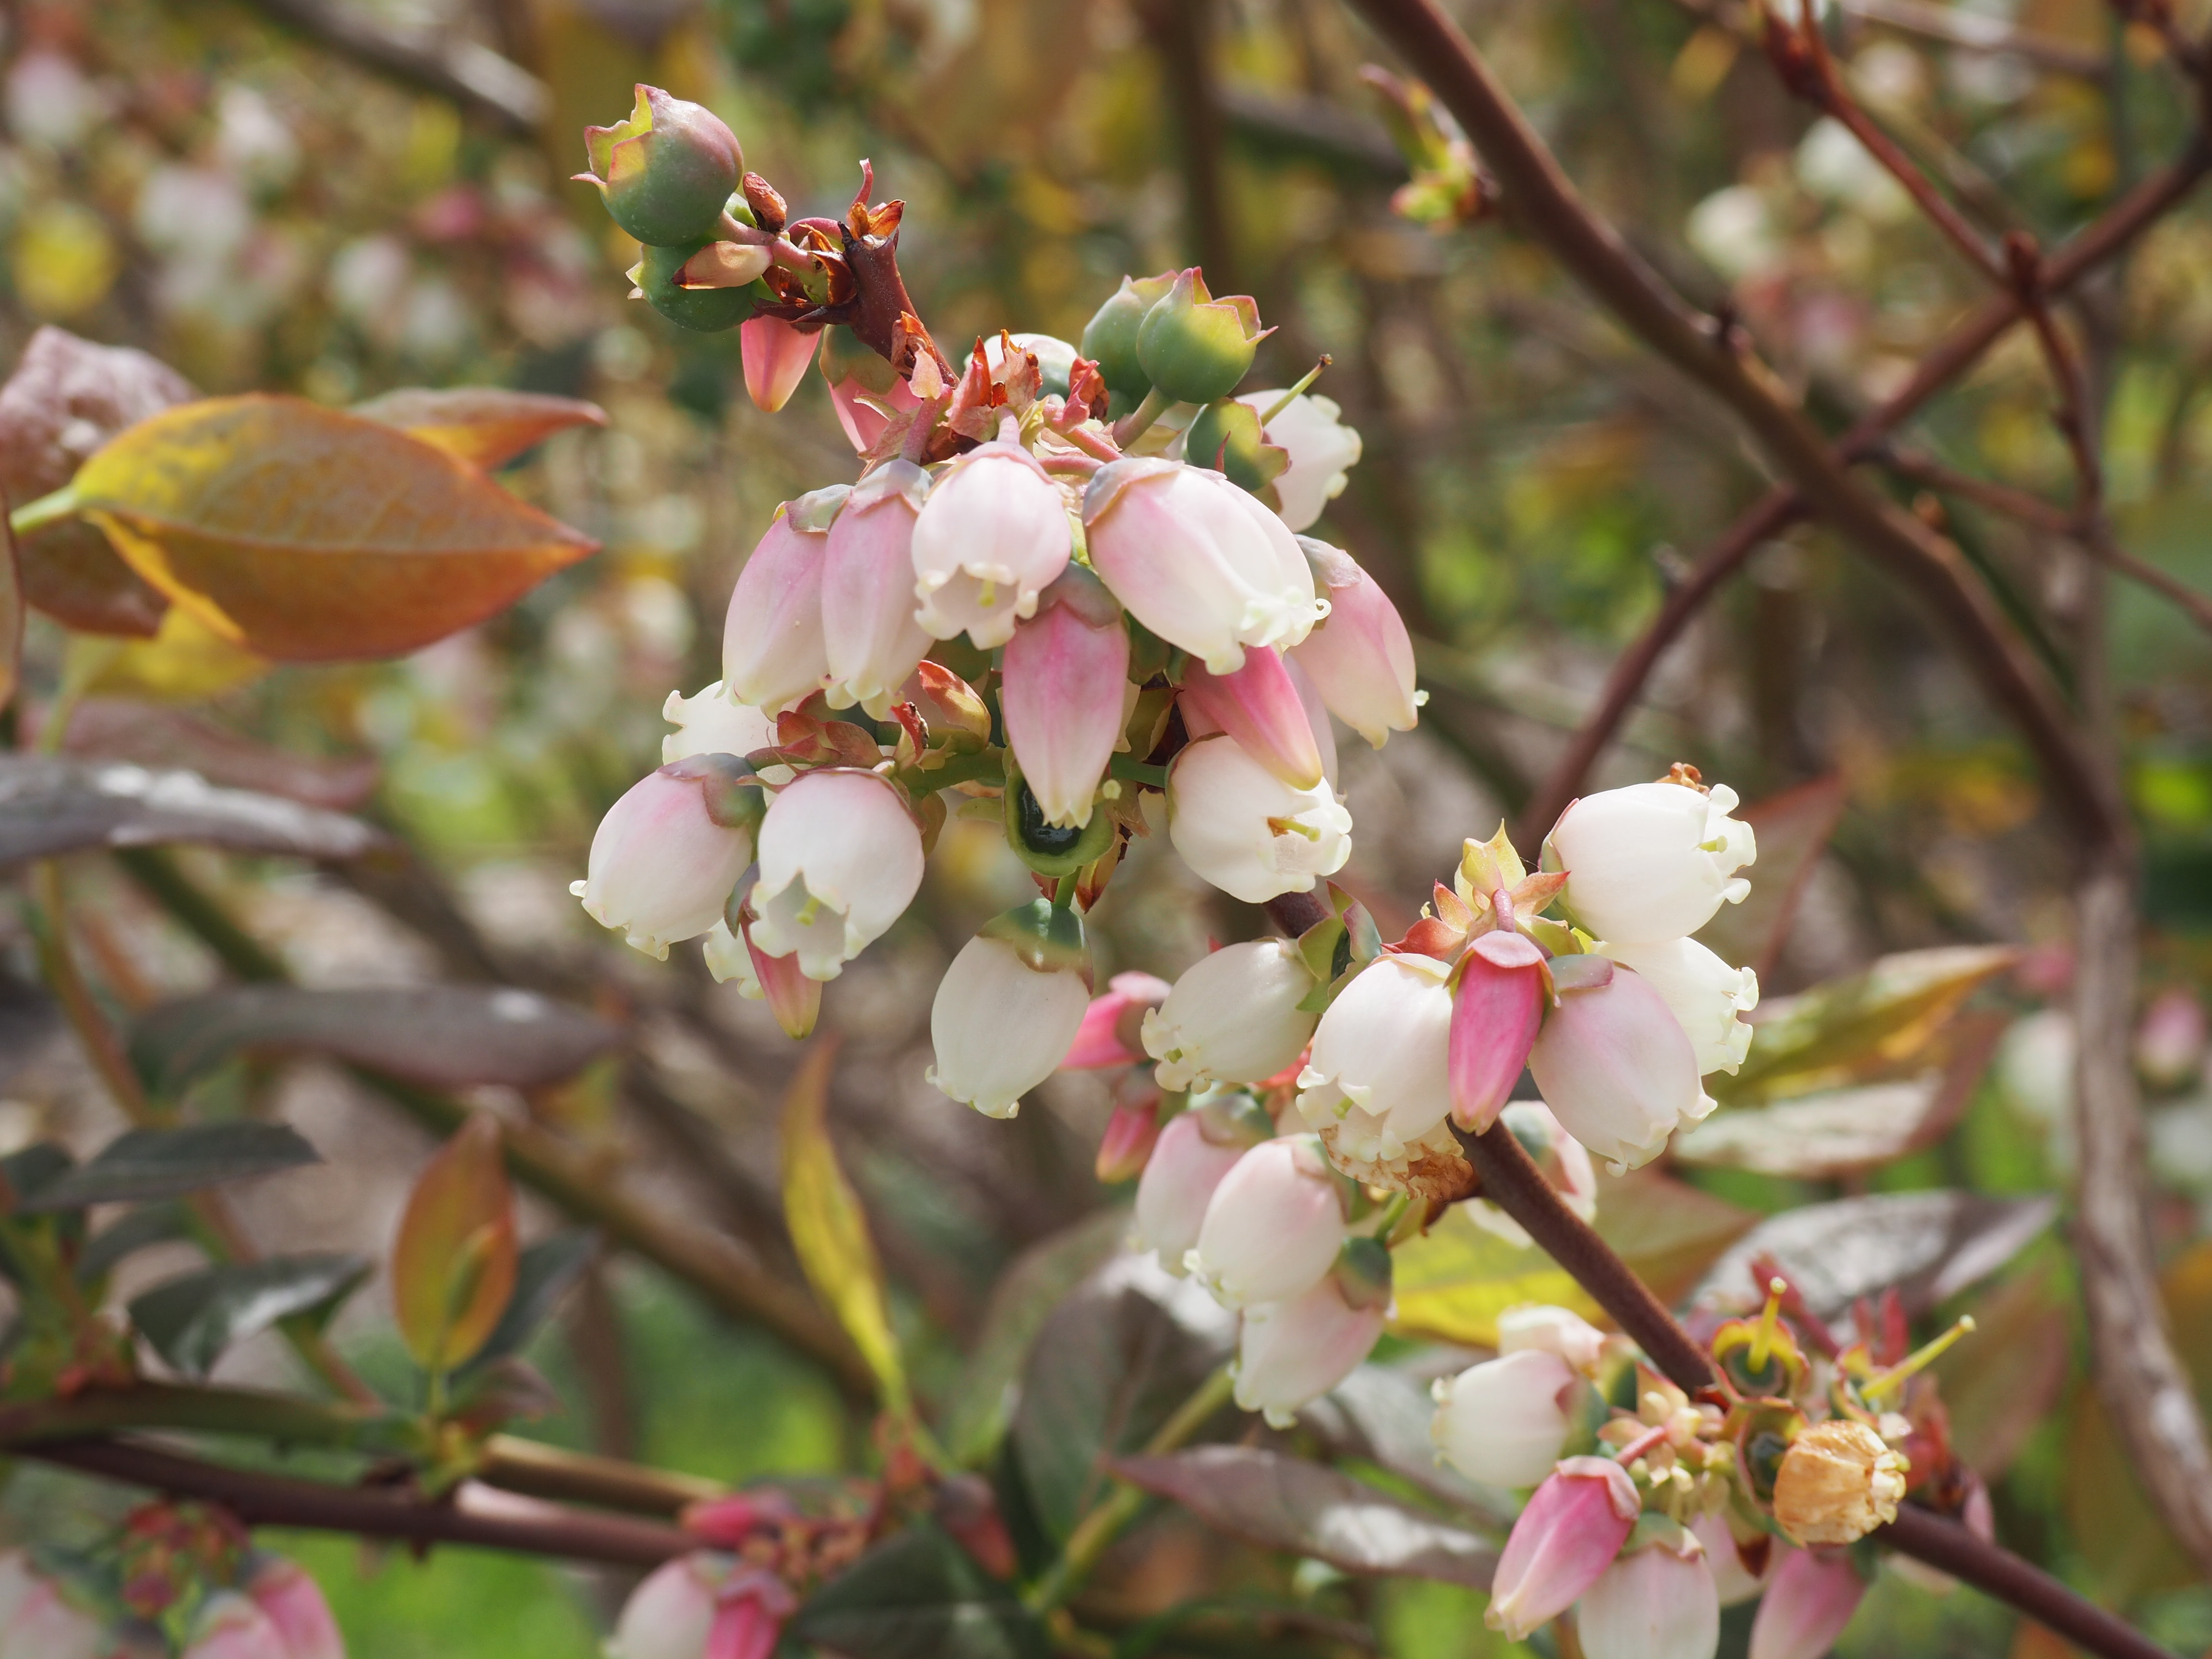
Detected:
left=740, top=316, right=820, bottom=413
left=722, top=499, right=836, bottom=714
left=2137, top=985, right=2207, bottom=1093
left=1577, top=1535, right=1719, bottom=1659
left=746, top=917, right=824, bottom=1038
left=182, top=1593, right=288, bottom=1659
left=750, top=769, right=925, bottom=981
left=823, top=461, right=933, bottom=718
left=1187, top=1134, right=1347, bottom=1308
left=683, top=1491, right=795, bottom=1548
left=910, top=442, right=1072, bottom=649
left=827, top=370, right=922, bottom=453
left=1287, top=544, right=1419, bottom=748
left=703, top=1572, right=794, bottom=1659
left=0, top=1552, right=106, bottom=1659
left=245, top=1560, right=345, bottom=1659
left=574, top=767, right=755, bottom=958
left=1066, top=970, right=1173, bottom=1070
left=1529, top=967, right=1714, bottom=1172
left=1095, top=1092, right=1164, bottom=1184
left=1133, top=1106, right=1250, bottom=1266
left=1746, top=1548, right=1866, bottom=1659
left=1179, top=647, right=1325, bottom=790
left=1000, top=573, right=1130, bottom=828
left=1448, top=931, right=1547, bottom=1133
left=1485, top=1457, right=1639, bottom=1640
left=1234, top=1273, right=1387, bottom=1427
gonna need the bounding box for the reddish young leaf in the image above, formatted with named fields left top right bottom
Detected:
left=351, top=387, right=608, bottom=470
left=391, top=1116, right=519, bottom=1375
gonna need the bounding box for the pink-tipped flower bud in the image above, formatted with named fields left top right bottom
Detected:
left=1000, top=567, right=1129, bottom=828
left=1143, top=939, right=1317, bottom=1093
left=1067, top=970, right=1174, bottom=1070
left=1132, top=1092, right=1273, bottom=1267
left=928, top=902, right=1093, bottom=1119
left=1179, top=647, right=1325, bottom=790
left=1577, top=1530, right=1720, bottom=1659
left=910, top=441, right=1072, bottom=649
left=2137, top=985, right=2208, bottom=1093
left=577, top=86, right=743, bottom=247
left=1095, top=1082, right=1165, bottom=1184
left=1598, top=936, right=1759, bottom=1076
left=1529, top=966, right=1715, bottom=1173
left=573, top=764, right=758, bottom=958
left=1449, top=930, right=1547, bottom=1133
left=1497, top=1303, right=1609, bottom=1373
left=182, top=1593, right=288, bottom=1659
left=740, top=315, right=820, bottom=413
left=1287, top=540, right=1420, bottom=748
left=0, top=1551, right=106, bottom=1659
left=662, top=682, right=776, bottom=766
left=823, top=461, right=933, bottom=718
left=1430, top=1348, right=1581, bottom=1489
left=749, top=769, right=923, bottom=981
left=1296, top=953, right=1454, bottom=1166
left=1085, top=459, right=1326, bottom=675
left=1690, top=1510, right=1778, bottom=1607
left=1235, top=1238, right=1391, bottom=1426
left=1485, top=1457, right=1640, bottom=1640
left=1747, top=1547, right=1866, bottom=1659
left=1166, top=734, right=1351, bottom=905
left=244, top=1560, right=344, bottom=1659
left=1187, top=1133, right=1348, bottom=1309
left=1233, top=391, right=1362, bottom=532
left=704, top=915, right=822, bottom=1038
left=722, top=489, right=842, bottom=714
left=1548, top=777, right=1756, bottom=946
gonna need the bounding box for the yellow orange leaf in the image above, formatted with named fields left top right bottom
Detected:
left=351, top=387, right=607, bottom=471
left=79, top=606, right=269, bottom=704
left=391, top=1115, right=518, bottom=1375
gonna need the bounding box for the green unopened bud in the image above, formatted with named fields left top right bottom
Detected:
left=634, top=241, right=753, bottom=332
left=1184, top=399, right=1289, bottom=500
left=1080, top=272, right=1177, bottom=411
left=578, top=85, right=744, bottom=247
left=1136, top=268, right=1271, bottom=405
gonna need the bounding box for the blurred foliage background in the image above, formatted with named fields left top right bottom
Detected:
left=2, top=0, right=2211, bottom=1652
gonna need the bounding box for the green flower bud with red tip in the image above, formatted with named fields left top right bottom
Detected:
left=1080, top=271, right=1176, bottom=410
left=1136, top=268, right=1272, bottom=405
left=579, top=85, right=744, bottom=247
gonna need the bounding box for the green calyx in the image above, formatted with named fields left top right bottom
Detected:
left=1190, top=1085, right=1276, bottom=1150
left=663, top=752, right=768, bottom=835
left=636, top=241, right=755, bottom=332
left=977, top=898, right=1090, bottom=977
left=1080, top=272, right=1177, bottom=412
left=581, top=86, right=745, bottom=248
left=1135, top=268, right=1271, bottom=406
left=1002, top=757, right=1116, bottom=877
left=1330, top=1235, right=1394, bottom=1311
left=1184, top=400, right=1288, bottom=502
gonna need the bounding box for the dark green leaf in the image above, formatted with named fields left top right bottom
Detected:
left=21, top=1122, right=321, bottom=1213
left=1111, top=1446, right=1500, bottom=1588
left=129, top=1252, right=368, bottom=1377
left=77, top=1202, right=194, bottom=1283
left=791, top=1522, right=1049, bottom=1659
left=0, top=1142, right=73, bottom=1209
left=130, top=986, right=620, bottom=1096
left=460, top=1230, right=597, bottom=1374
left=0, top=756, right=384, bottom=869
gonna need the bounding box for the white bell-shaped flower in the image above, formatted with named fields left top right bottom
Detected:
left=1295, top=953, right=1455, bottom=1165
left=573, top=766, right=755, bottom=959
left=749, top=769, right=924, bottom=981
left=1529, top=966, right=1715, bottom=1172
left=1234, top=1246, right=1390, bottom=1428
left=1132, top=1095, right=1270, bottom=1270
left=1234, top=389, right=1362, bottom=533
left=1288, top=539, right=1421, bottom=748
left=1547, top=777, right=1755, bottom=945
left=1166, top=734, right=1351, bottom=905
left=1142, top=939, right=1318, bottom=1092
left=1430, top=1347, right=1581, bottom=1489
left=1599, top=936, right=1759, bottom=1076
left=722, top=491, right=841, bottom=715
left=1186, top=1134, right=1347, bottom=1309
left=823, top=461, right=934, bottom=718
left=662, top=681, right=777, bottom=765
left=928, top=908, right=1092, bottom=1119
left=1497, top=1303, right=1609, bottom=1373
left=909, top=441, right=1071, bottom=649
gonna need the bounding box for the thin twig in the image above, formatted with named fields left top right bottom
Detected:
left=1838, top=0, right=2110, bottom=78
left=228, top=0, right=547, bottom=132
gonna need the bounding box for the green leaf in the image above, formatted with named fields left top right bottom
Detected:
left=19, top=1123, right=321, bottom=1213
left=781, top=1044, right=908, bottom=1416
left=130, top=986, right=620, bottom=1098
left=1694, top=774, right=1846, bottom=980
left=350, top=387, right=606, bottom=470
left=128, top=1251, right=369, bottom=1377
left=941, top=1207, right=1129, bottom=1467
left=1111, top=1447, right=1500, bottom=1588
left=1392, top=1170, right=1755, bottom=1348
left=1719, top=945, right=2017, bottom=1104
left=77, top=1202, right=194, bottom=1284
left=0, top=757, right=384, bottom=869
left=392, top=1116, right=517, bottom=1374
left=791, top=1522, right=1049, bottom=1659
left=72, top=395, right=598, bottom=662
left=459, top=1230, right=597, bottom=1374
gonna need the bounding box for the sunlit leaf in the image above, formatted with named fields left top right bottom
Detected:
left=76, top=608, right=269, bottom=704
left=352, top=387, right=607, bottom=470
left=1719, top=945, right=2018, bottom=1103
left=20, top=1123, right=320, bottom=1213
left=1696, top=773, right=1846, bottom=979
left=72, top=395, right=598, bottom=661
left=1392, top=1170, right=1756, bottom=1347
left=781, top=1043, right=908, bottom=1416
left=1689, top=1190, right=2057, bottom=1322
left=1112, top=1446, right=1500, bottom=1587
left=130, top=986, right=621, bottom=1098
left=391, top=1116, right=518, bottom=1375
left=0, top=756, right=385, bottom=867
left=791, top=1522, right=1047, bottom=1659
left=129, top=1251, right=369, bottom=1377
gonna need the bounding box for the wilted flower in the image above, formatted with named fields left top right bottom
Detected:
left=1287, top=539, right=1420, bottom=748
left=1576, top=1531, right=1719, bottom=1659
left=1233, top=391, right=1362, bottom=532
left=577, top=86, right=743, bottom=247
left=1547, top=776, right=1755, bottom=945
left=999, top=567, right=1130, bottom=828
left=928, top=903, right=1092, bottom=1119
left=573, top=765, right=757, bottom=958
left=1431, top=1347, right=1582, bottom=1489
left=748, top=770, right=924, bottom=981
left=822, top=460, right=933, bottom=718
left=1132, top=1094, right=1271, bottom=1267
left=722, top=493, right=841, bottom=715
left=740, top=316, right=819, bottom=413
left=1234, top=1241, right=1391, bottom=1426
left=1486, top=1457, right=1640, bottom=1640
left=1528, top=964, right=1715, bottom=1172
left=1771, top=1420, right=1908, bottom=1546
left=1085, top=459, right=1325, bottom=674
left=1748, top=1547, right=1865, bottom=1659
left=1178, top=647, right=1325, bottom=789
left=1296, top=953, right=1454, bottom=1170
left=0, top=1552, right=105, bottom=1659
left=909, top=440, right=1071, bottom=648
left=1599, top=936, right=1759, bottom=1076
left=1167, top=734, right=1351, bottom=905
left=1186, top=1134, right=1347, bottom=1309
left=662, top=682, right=777, bottom=765
left=1142, top=939, right=1318, bottom=1092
